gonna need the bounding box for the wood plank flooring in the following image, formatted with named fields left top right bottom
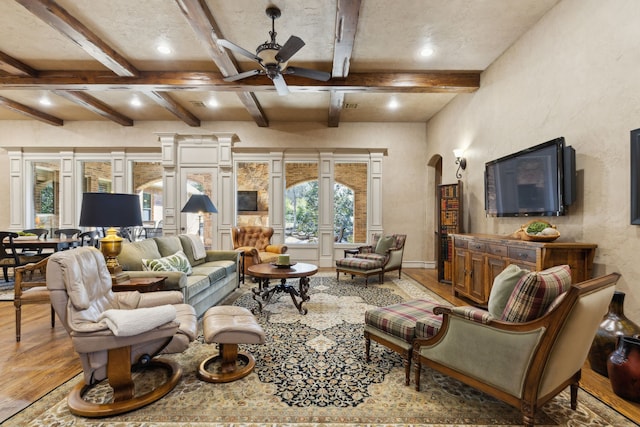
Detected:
left=0, top=269, right=638, bottom=424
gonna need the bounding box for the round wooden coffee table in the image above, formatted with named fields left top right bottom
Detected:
left=248, top=262, right=318, bottom=315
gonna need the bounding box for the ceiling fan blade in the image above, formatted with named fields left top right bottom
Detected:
left=275, top=35, right=305, bottom=63
left=223, top=69, right=262, bottom=82
left=285, top=66, right=331, bottom=82
left=272, top=73, right=290, bottom=96
left=217, top=39, right=261, bottom=62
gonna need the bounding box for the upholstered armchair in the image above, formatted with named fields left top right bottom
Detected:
left=356, top=233, right=407, bottom=278
left=231, top=226, right=288, bottom=277
left=46, top=246, right=197, bottom=417
left=412, top=272, right=620, bottom=427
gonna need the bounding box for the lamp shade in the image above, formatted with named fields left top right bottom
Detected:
left=79, top=192, right=143, bottom=227
left=181, top=194, right=218, bottom=214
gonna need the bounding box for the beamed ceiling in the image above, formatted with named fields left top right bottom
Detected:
left=0, top=0, right=559, bottom=128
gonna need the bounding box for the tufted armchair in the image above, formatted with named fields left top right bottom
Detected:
left=46, top=246, right=197, bottom=417
left=231, top=226, right=288, bottom=277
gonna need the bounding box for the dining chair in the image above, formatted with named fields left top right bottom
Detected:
left=20, top=228, right=49, bottom=255
left=53, top=228, right=81, bottom=239
left=0, top=231, right=48, bottom=282
left=78, top=230, right=100, bottom=248
left=14, top=256, right=54, bottom=342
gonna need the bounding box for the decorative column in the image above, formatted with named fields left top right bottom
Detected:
left=318, top=152, right=334, bottom=267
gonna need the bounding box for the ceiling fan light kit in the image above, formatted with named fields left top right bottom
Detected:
left=217, top=5, right=331, bottom=96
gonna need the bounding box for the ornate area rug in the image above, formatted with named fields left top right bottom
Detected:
left=5, top=273, right=633, bottom=426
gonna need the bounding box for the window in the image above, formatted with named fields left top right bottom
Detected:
left=335, top=162, right=368, bottom=244
left=285, top=162, right=318, bottom=244
left=80, top=161, right=112, bottom=193
left=132, top=161, right=163, bottom=226
left=30, top=162, right=60, bottom=232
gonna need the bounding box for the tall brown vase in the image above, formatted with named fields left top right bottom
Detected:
left=588, top=291, right=640, bottom=377
left=607, top=336, right=640, bottom=402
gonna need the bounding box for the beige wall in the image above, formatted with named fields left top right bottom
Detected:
left=0, top=121, right=429, bottom=267
left=426, top=0, right=640, bottom=322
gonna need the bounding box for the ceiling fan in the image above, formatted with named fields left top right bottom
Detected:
left=217, top=5, right=331, bottom=96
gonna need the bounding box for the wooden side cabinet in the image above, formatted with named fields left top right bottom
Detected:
left=450, top=233, right=597, bottom=305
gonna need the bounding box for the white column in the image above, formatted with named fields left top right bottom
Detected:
left=318, top=152, right=334, bottom=267
left=369, top=152, right=384, bottom=239
left=268, top=152, right=285, bottom=243
left=59, top=151, right=75, bottom=228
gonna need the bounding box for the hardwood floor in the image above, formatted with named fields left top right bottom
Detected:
left=0, top=269, right=638, bottom=424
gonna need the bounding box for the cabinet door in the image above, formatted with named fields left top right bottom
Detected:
left=468, top=251, right=485, bottom=302
left=452, top=249, right=468, bottom=295
left=487, top=255, right=507, bottom=289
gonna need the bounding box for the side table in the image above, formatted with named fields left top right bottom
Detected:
left=236, top=250, right=246, bottom=284
left=112, top=277, right=166, bottom=293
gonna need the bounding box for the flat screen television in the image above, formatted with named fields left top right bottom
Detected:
left=484, top=137, right=575, bottom=217
left=237, top=190, right=258, bottom=211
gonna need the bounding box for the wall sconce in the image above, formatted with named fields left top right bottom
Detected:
left=453, top=149, right=467, bottom=179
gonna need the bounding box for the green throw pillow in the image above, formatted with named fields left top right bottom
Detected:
left=375, top=235, right=395, bottom=255
left=487, top=264, right=528, bottom=318
left=142, top=250, right=192, bottom=275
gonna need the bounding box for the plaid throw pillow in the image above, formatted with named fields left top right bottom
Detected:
left=500, top=265, right=571, bottom=322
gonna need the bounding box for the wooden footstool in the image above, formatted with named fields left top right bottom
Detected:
left=197, top=306, right=265, bottom=383
left=364, top=299, right=443, bottom=385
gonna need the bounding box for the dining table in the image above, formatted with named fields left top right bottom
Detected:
left=10, top=237, right=80, bottom=253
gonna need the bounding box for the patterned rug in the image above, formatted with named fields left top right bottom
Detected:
left=5, top=273, right=633, bottom=426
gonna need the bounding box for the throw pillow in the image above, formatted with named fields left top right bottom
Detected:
left=487, top=264, right=528, bottom=317
left=375, top=235, right=395, bottom=255
left=142, top=250, right=193, bottom=275
left=500, top=264, right=572, bottom=322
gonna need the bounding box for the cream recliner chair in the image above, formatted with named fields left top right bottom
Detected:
left=46, top=246, right=197, bottom=417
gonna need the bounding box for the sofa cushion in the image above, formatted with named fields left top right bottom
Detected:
left=154, top=236, right=184, bottom=258
left=501, top=265, right=572, bottom=322
left=184, top=274, right=212, bottom=299
left=488, top=264, right=528, bottom=318
left=365, top=299, right=441, bottom=342
left=191, top=265, right=227, bottom=284
left=375, top=235, right=395, bottom=255
left=118, top=239, right=162, bottom=271
left=142, top=250, right=193, bottom=275
left=203, top=259, right=237, bottom=276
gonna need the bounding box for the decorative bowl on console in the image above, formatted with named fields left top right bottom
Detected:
left=516, top=220, right=560, bottom=242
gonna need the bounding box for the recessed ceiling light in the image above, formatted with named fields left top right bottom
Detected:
left=388, top=99, right=399, bottom=110
left=420, top=47, right=434, bottom=57
left=207, top=98, right=219, bottom=108
left=130, top=96, right=142, bottom=107
left=157, top=44, right=172, bottom=55
left=39, top=96, right=51, bottom=106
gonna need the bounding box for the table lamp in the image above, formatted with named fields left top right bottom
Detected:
left=79, top=192, right=143, bottom=284
left=181, top=194, right=217, bottom=237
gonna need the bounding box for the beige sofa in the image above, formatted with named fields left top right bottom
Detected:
left=117, top=235, right=239, bottom=317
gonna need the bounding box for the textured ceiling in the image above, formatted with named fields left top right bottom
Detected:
left=0, top=0, right=559, bottom=127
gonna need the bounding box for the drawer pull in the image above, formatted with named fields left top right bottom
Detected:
left=518, top=253, right=529, bottom=259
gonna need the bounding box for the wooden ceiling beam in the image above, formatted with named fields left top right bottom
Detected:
left=0, top=95, right=63, bottom=126
left=175, top=0, right=268, bottom=127
left=53, top=90, right=133, bottom=126
left=143, top=91, right=201, bottom=127
left=329, top=0, right=362, bottom=127
left=0, top=51, right=38, bottom=77
left=328, top=92, right=345, bottom=128
left=0, top=70, right=480, bottom=93
left=15, top=0, right=139, bottom=77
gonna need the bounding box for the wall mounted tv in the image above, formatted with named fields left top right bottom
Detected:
left=237, top=190, right=258, bottom=212
left=484, top=137, right=576, bottom=217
